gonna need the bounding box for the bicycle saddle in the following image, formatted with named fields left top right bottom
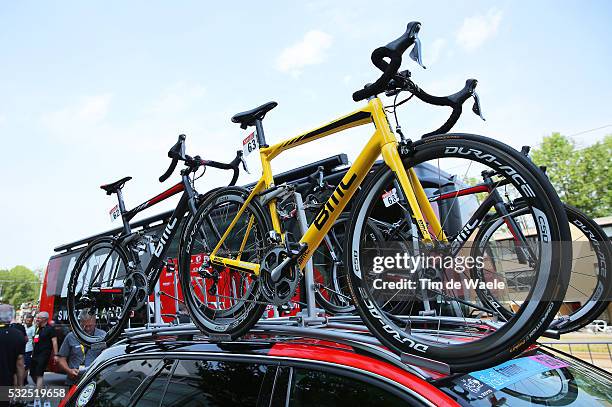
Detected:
left=100, top=176, right=132, bottom=195
left=231, top=101, right=278, bottom=129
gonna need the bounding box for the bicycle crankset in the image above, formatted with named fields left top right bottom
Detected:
left=259, top=247, right=300, bottom=306
left=124, top=271, right=148, bottom=310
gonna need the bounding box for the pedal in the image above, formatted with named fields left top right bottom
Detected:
left=280, top=231, right=304, bottom=257
left=285, top=240, right=305, bottom=257
left=267, top=231, right=282, bottom=244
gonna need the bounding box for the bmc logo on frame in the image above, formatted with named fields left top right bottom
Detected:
left=154, top=218, right=178, bottom=257
left=313, top=173, right=357, bottom=230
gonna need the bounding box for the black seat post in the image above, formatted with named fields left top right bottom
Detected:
left=254, top=119, right=268, bottom=148
left=116, top=189, right=132, bottom=234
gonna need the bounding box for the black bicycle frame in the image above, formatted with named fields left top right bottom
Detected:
left=430, top=176, right=535, bottom=262
left=104, top=173, right=201, bottom=291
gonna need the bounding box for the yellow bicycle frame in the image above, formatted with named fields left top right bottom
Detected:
left=209, top=97, right=447, bottom=275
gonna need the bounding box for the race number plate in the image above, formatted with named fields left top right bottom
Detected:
left=109, top=204, right=121, bottom=222
left=382, top=188, right=400, bottom=207
left=242, top=132, right=258, bottom=157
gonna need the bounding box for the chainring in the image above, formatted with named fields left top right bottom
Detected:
left=124, top=271, right=149, bottom=310
left=259, top=247, right=300, bottom=306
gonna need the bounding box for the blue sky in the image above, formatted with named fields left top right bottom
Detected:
left=1, top=1, right=611, bottom=270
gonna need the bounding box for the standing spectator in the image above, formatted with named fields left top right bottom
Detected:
left=30, top=311, right=58, bottom=390
left=0, top=304, right=26, bottom=387
left=23, top=314, right=35, bottom=384
left=10, top=319, right=26, bottom=338
left=9, top=317, right=28, bottom=383
left=57, top=312, right=106, bottom=385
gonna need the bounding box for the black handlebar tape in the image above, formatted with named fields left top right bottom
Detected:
left=412, top=79, right=478, bottom=137
left=422, top=106, right=463, bottom=138
left=353, top=49, right=402, bottom=101
left=412, top=79, right=477, bottom=106
left=159, top=157, right=178, bottom=182
left=228, top=168, right=239, bottom=186
left=352, top=22, right=421, bottom=102
left=205, top=160, right=233, bottom=170
left=371, top=46, right=400, bottom=72
left=203, top=154, right=242, bottom=186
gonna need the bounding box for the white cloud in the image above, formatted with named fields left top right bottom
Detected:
left=428, top=38, right=447, bottom=66
left=149, top=81, right=206, bottom=115
left=41, top=93, right=112, bottom=140
left=276, top=30, right=333, bottom=76
left=40, top=81, right=208, bottom=150
left=77, top=94, right=112, bottom=122
left=0, top=114, right=5, bottom=125
left=456, top=9, right=502, bottom=51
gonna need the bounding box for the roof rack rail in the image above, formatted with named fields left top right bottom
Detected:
left=117, top=316, right=456, bottom=378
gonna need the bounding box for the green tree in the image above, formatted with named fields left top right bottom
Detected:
left=531, top=133, right=611, bottom=218
left=0, top=265, right=42, bottom=308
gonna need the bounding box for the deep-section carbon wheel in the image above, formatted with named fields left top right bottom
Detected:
left=180, top=187, right=269, bottom=338
left=345, top=133, right=572, bottom=373
left=472, top=203, right=611, bottom=334
left=67, top=237, right=134, bottom=346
